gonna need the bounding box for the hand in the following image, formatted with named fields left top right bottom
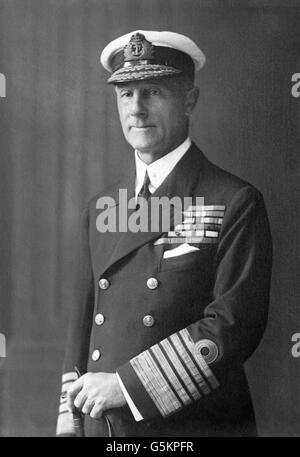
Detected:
left=67, top=372, right=126, bottom=419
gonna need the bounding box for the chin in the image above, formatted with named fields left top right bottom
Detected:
left=128, top=135, right=157, bottom=152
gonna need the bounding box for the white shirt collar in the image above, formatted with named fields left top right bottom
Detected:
left=135, top=137, right=191, bottom=198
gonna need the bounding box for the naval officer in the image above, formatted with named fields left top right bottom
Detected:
left=56, top=30, right=272, bottom=437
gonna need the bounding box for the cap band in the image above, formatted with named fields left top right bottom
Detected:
left=106, top=32, right=195, bottom=84
left=110, top=46, right=195, bottom=82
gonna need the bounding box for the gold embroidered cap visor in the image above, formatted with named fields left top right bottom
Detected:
left=100, top=30, right=206, bottom=85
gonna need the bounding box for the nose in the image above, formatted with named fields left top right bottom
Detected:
left=129, top=91, right=147, bottom=118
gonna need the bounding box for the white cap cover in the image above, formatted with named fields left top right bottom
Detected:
left=100, top=30, right=206, bottom=84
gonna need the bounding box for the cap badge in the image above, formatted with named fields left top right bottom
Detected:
left=124, top=33, right=154, bottom=62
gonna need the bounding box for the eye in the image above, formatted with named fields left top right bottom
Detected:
left=119, top=90, right=133, bottom=98
left=148, top=88, right=160, bottom=96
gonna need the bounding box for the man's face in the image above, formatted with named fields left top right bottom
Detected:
left=115, top=79, right=194, bottom=160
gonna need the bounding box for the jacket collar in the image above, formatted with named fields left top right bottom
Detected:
left=134, top=137, right=191, bottom=198
left=95, top=142, right=206, bottom=277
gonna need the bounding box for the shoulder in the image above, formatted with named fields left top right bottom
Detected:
left=190, top=143, right=264, bottom=206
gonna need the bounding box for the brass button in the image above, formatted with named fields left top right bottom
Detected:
left=147, top=277, right=159, bottom=290
left=92, top=349, right=101, bottom=361
left=95, top=313, right=105, bottom=326
left=99, top=278, right=110, bottom=290
left=143, top=315, right=155, bottom=327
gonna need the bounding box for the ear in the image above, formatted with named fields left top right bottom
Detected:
left=184, top=86, right=199, bottom=116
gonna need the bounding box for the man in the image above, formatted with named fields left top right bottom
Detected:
left=56, top=30, right=272, bottom=437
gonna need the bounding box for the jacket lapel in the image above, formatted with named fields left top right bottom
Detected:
left=96, top=143, right=205, bottom=277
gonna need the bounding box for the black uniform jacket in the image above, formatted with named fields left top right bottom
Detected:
left=56, top=143, right=272, bottom=437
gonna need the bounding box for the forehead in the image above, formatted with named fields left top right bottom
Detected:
left=114, top=79, right=175, bottom=92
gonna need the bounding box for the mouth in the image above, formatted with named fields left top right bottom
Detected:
left=130, top=125, right=155, bottom=130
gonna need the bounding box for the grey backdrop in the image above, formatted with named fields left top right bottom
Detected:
left=0, top=0, right=299, bottom=436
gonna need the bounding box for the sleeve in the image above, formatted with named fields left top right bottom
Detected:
left=116, top=185, right=273, bottom=421
left=56, top=206, right=95, bottom=436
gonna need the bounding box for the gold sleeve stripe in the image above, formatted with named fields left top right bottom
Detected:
left=130, top=351, right=181, bottom=417
left=130, top=329, right=220, bottom=417
left=150, top=345, right=192, bottom=406
left=135, top=349, right=182, bottom=415
left=180, top=329, right=219, bottom=390
left=160, top=338, right=202, bottom=401
left=157, top=342, right=196, bottom=402
left=148, top=348, right=185, bottom=408
left=170, top=333, right=211, bottom=395
left=131, top=352, right=178, bottom=417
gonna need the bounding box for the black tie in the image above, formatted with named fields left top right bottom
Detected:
left=138, top=170, right=151, bottom=201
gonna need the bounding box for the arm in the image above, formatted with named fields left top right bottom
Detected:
left=117, top=186, right=273, bottom=420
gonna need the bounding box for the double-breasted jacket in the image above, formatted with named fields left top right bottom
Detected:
left=56, top=143, right=272, bottom=437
